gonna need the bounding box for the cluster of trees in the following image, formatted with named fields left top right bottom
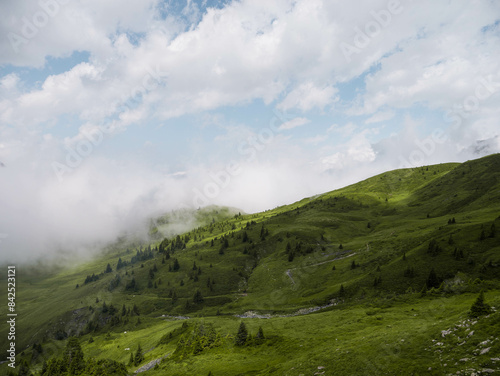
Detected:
left=130, top=248, right=155, bottom=265
left=128, top=344, right=144, bottom=367
left=83, top=274, right=99, bottom=285
left=174, top=323, right=224, bottom=357
left=159, top=235, right=187, bottom=254
left=84, top=302, right=140, bottom=334
left=285, top=241, right=316, bottom=262
left=235, top=322, right=265, bottom=346
left=37, top=337, right=128, bottom=376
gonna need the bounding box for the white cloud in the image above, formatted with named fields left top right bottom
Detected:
left=278, top=117, right=310, bottom=130
left=327, top=122, right=358, bottom=138
left=277, top=82, right=338, bottom=112
left=1, top=0, right=500, bottom=263
left=365, top=110, right=395, bottom=124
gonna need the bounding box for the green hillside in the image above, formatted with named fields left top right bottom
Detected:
left=2, top=154, right=500, bottom=376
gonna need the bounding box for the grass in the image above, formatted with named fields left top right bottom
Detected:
left=1, top=153, right=499, bottom=375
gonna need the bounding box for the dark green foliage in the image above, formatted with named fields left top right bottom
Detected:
left=174, top=323, right=223, bottom=357
left=480, top=229, right=486, bottom=241
left=17, top=359, right=31, bottom=376
left=125, top=277, right=137, bottom=291
left=350, top=260, right=357, bottom=270
left=427, top=239, right=442, bottom=256
left=469, top=291, right=492, bottom=318
left=193, top=289, right=204, bottom=304
left=490, top=223, right=496, bottom=238
left=242, top=231, right=249, bottom=243
left=134, top=344, right=144, bottom=366
left=173, top=258, right=180, bottom=271
left=63, top=337, right=85, bottom=375
left=339, top=284, right=346, bottom=297
left=426, top=268, right=440, bottom=289
left=452, top=248, right=464, bottom=260
left=256, top=326, right=265, bottom=342
left=404, top=266, right=415, bottom=278
left=84, top=273, right=99, bottom=285
left=105, top=263, right=112, bottom=273
left=235, top=322, right=248, bottom=346
left=84, top=358, right=128, bottom=376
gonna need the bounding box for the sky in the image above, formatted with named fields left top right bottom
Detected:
left=1, top=0, right=500, bottom=262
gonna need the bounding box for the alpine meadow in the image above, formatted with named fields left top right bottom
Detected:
left=1, top=154, right=499, bottom=375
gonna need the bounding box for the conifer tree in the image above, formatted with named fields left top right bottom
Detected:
left=256, top=326, right=265, bottom=342
left=134, top=344, right=144, bottom=366
left=235, top=322, right=248, bottom=346
left=173, top=258, right=180, bottom=271
left=469, top=291, right=492, bottom=318
left=426, top=268, right=439, bottom=289
left=339, top=284, right=346, bottom=297
left=193, top=289, right=204, bottom=304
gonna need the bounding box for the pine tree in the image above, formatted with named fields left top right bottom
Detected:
left=193, top=290, right=204, bottom=304
left=64, top=337, right=84, bottom=374
left=469, top=291, right=492, bottom=318
left=17, top=359, right=31, bottom=376
left=105, top=263, right=112, bottom=273
left=173, top=258, right=180, bottom=271
left=134, top=344, right=144, bottom=366
left=339, top=284, right=346, bottom=297
left=256, top=326, right=265, bottom=342
left=426, top=268, right=439, bottom=289
left=235, top=322, right=248, bottom=346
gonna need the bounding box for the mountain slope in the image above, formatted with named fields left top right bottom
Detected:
left=1, top=154, right=499, bottom=375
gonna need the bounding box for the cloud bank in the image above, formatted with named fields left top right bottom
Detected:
left=1, top=0, right=500, bottom=262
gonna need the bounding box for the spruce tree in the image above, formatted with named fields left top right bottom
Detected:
left=256, top=326, right=265, bottom=341
left=235, top=322, right=248, bottom=346
left=193, top=290, right=204, bottom=304
left=173, top=258, right=180, bottom=271
left=339, top=284, right=346, bottom=297
left=17, top=359, right=31, bottom=376
left=469, top=291, right=492, bottom=318
left=134, top=344, right=144, bottom=366
left=426, top=268, right=439, bottom=289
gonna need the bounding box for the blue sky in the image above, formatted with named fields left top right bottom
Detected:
left=1, top=0, right=500, bottom=260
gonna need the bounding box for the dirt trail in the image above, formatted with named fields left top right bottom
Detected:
left=288, top=252, right=357, bottom=272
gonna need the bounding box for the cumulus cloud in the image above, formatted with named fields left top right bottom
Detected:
left=1, top=0, right=500, bottom=263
